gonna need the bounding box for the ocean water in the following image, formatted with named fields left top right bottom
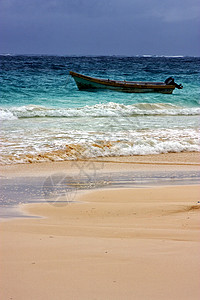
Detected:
left=0, top=55, right=199, bottom=165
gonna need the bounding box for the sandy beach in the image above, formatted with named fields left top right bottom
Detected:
left=0, top=153, right=200, bottom=300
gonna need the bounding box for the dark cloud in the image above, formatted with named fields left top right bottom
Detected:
left=0, top=0, right=199, bottom=55
left=0, top=0, right=112, bottom=17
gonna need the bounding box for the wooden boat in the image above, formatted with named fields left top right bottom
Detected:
left=70, top=71, right=183, bottom=94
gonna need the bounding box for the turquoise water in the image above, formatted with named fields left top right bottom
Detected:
left=0, top=55, right=199, bottom=164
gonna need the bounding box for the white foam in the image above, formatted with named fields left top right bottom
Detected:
left=1, top=103, right=199, bottom=120
left=0, top=109, right=17, bottom=121
left=0, top=127, right=199, bottom=164
left=1, top=103, right=199, bottom=164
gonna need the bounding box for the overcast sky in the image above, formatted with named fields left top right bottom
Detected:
left=0, top=0, right=199, bottom=56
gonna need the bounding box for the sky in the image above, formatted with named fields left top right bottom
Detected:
left=0, top=0, right=199, bottom=56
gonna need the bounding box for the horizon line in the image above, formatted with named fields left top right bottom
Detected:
left=0, top=53, right=199, bottom=58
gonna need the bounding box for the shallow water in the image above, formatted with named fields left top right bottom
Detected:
left=0, top=170, right=200, bottom=218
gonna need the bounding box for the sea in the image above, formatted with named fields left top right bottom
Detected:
left=0, top=55, right=199, bottom=165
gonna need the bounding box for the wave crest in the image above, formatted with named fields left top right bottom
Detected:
left=1, top=102, right=199, bottom=120
left=0, top=109, right=17, bottom=121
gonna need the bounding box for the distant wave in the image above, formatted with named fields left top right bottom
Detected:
left=1, top=103, right=200, bottom=121
left=140, top=55, right=185, bottom=58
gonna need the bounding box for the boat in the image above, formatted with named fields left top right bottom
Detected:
left=69, top=71, right=183, bottom=94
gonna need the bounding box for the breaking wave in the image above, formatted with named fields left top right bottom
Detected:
left=1, top=128, right=199, bottom=164
left=1, top=103, right=200, bottom=121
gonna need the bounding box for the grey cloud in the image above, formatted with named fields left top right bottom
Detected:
left=150, top=0, right=199, bottom=22
left=0, top=0, right=113, bottom=17
left=0, top=0, right=199, bottom=55
left=1, top=0, right=199, bottom=21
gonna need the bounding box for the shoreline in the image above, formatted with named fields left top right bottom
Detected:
left=1, top=152, right=199, bottom=178
left=0, top=152, right=199, bottom=219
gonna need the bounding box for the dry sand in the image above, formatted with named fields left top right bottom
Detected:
left=0, top=153, right=200, bottom=300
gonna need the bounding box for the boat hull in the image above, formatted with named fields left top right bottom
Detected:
left=70, top=71, right=175, bottom=94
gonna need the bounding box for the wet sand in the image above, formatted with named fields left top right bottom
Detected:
left=0, top=152, right=200, bottom=299
left=1, top=152, right=199, bottom=178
